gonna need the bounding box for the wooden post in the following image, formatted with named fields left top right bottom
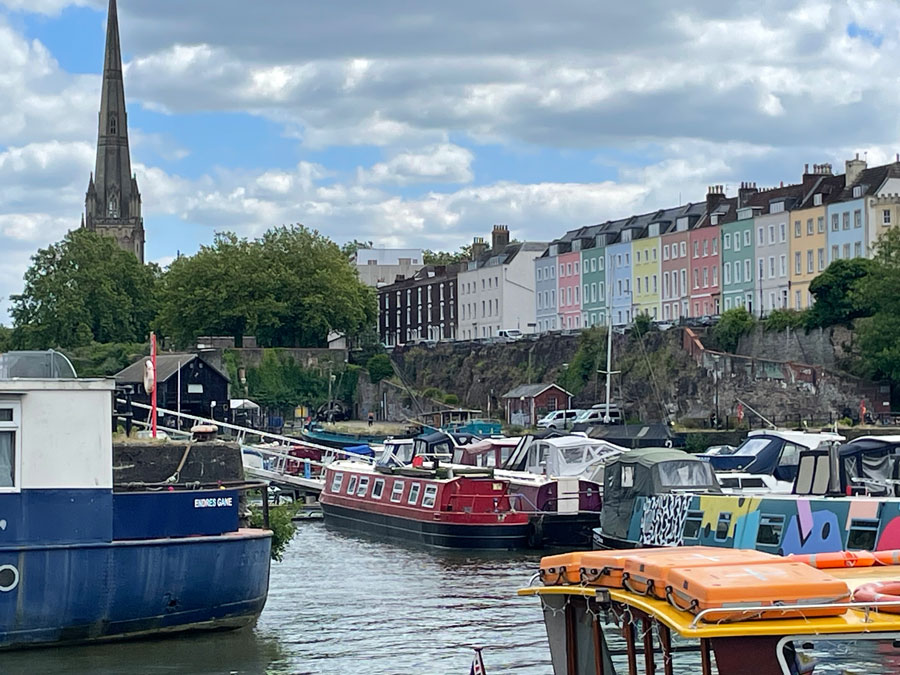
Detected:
left=700, top=638, right=713, bottom=675
left=592, top=609, right=605, bottom=675
left=623, top=621, right=637, bottom=675
left=642, top=617, right=655, bottom=675
left=261, top=485, right=270, bottom=529
left=659, top=623, right=674, bottom=675
left=565, top=603, right=578, bottom=675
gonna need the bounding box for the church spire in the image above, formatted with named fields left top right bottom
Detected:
left=83, top=0, right=145, bottom=263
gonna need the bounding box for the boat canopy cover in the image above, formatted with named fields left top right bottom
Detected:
left=343, top=444, right=375, bottom=458
left=538, top=437, right=624, bottom=481
left=600, top=448, right=721, bottom=542
left=587, top=423, right=682, bottom=448
left=838, top=436, right=900, bottom=496
left=702, top=430, right=844, bottom=474
left=0, top=350, right=77, bottom=379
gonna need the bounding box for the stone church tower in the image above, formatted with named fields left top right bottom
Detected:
left=83, top=0, right=145, bottom=263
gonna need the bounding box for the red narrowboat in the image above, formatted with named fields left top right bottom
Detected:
left=320, top=460, right=531, bottom=549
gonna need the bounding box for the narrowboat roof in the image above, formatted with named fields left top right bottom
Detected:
left=520, top=564, right=900, bottom=639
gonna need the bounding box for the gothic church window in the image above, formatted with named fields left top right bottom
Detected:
left=109, top=114, right=117, bottom=135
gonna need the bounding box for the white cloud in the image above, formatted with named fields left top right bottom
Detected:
left=358, top=144, right=474, bottom=185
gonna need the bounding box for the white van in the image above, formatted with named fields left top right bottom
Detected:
left=497, top=329, right=523, bottom=340
left=536, top=409, right=581, bottom=429
left=575, top=405, right=623, bottom=425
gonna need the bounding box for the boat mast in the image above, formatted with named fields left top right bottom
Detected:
left=604, top=312, right=612, bottom=423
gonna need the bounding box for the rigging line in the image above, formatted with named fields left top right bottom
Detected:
left=636, top=329, right=670, bottom=425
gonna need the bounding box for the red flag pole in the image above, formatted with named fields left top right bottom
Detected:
left=151, top=332, right=158, bottom=439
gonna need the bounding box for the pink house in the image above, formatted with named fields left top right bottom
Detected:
left=689, top=188, right=734, bottom=317
left=659, top=204, right=703, bottom=322
left=557, top=250, right=582, bottom=329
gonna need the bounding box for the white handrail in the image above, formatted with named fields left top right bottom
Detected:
left=689, top=599, right=900, bottom=628
left=116, top=399, right=374, bottom=464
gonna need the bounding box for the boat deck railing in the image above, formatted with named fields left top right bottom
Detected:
left=689, top=599, right=900, bottom=628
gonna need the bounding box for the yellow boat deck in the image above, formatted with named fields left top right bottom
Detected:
left=519, top=564, right=900, bottom=639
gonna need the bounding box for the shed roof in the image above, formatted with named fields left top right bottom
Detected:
left=501, top=383, right=572, bottom=399
left=115, top=353, right=229, bottom=384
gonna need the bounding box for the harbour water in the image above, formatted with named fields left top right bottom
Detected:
left=6, top=522, right=899, bottom=674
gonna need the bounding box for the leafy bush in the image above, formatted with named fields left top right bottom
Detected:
left=763, top=309, right=807, bottom=332
left=423, top=387, right=443, bottom=400
left=443, top=393, right=459, bottom=405
left=632, top=312, right=653, bottom=338
left=366, top=353, right=394, bottom=383
left=248, top=499, right=300, bottom=562
left=710, top=308, right=756, bottom=353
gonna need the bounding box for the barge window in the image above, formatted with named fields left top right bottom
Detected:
left=847, top=518, right=879, bottom=550
left=372, top=478, right=385, bottom=499
left=407, top=482, right=422, bottom=505
left=356, top=476, right=370, bottom=497
left=0, top=403, right=16, bottom=488
left=390, top=480, right=405, bottom=503
left=422, top=485, right=438, bottom=508
left=683, top=510, right=703, bottom=540
left=756, top=514, right=785, bottom=546
left=330, top=472, right=344, bottom=493
left=346, top=475, right=358, bottom=495
left=715, top=512, right=732, bottom=540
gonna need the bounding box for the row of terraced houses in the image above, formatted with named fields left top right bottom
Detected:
left=376, top=156, right=900, bottom=345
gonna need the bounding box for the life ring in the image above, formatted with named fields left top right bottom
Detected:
left=789, top=550, right=876, bottom=569
left=874, top=550, right=900, bottom=566
left=852, top=581, right=900, bottom=612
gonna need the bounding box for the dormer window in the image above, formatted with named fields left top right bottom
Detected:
left=109, top=114, right=117, bottom=135
left=813, top=193, right=822, bottom=206
left=852, top=185, right=863, bottom=198
left=710, top=214, right=719, bottom=225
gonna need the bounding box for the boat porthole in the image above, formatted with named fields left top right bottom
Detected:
left=0, top=565, right=18, bottom=592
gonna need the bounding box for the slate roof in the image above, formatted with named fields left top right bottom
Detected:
left=837, top=162, right=900, bottom=201
left=115, top=353, right=229, bottom=384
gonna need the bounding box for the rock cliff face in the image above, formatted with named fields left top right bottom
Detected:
left=388, top=328, right=888, bottom=425
left=734, top=325, right=857, bottom=371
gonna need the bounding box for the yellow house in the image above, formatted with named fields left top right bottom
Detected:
left=789, top=172, right=843, bottom=310
left=631, top=221, right=663, bottom=319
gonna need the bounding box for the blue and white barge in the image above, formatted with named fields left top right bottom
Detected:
left=0, top=360, right=272, bottom=649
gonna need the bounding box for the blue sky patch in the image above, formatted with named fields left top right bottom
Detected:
left=847, top=22, right=883, bottom=48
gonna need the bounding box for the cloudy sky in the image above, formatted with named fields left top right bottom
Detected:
left=0, top=0, right=897, bottom=323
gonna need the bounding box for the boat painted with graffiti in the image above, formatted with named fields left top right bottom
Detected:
left=0, top=353, right=272, bottom=650
left=594, top=437, right=900, bottom=556
left=319, top=459, right=531, bottom=549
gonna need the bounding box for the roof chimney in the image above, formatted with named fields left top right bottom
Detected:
left=470, top=236, right=487, bottom=261
left=845, top=154, right=867, bottom=186
left=738, top=181, right=758, bottom=208
left=706, top=184, right=725, bottom=216
left=491, top=224, right=510, bottom=251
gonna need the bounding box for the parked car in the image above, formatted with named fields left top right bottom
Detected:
left=497, top=329, right=523, bottom=340
left=536, top=409, right=582, bottom=430
left=575, top=405, right=623, bottom=426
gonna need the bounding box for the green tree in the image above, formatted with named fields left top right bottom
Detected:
left=762, top=308, right=807, bottom=332
left=155, top=226, right=376, bottom=348
left=856, top=228, right=900, bottom=382
left=806, top=258, right=875, bottom=328
left=9, top=229, right=159, bottom=349
left=244, top=350, right=329, bottom=413
left=423, top=245, right=472, bottom=265
left=340, top=239, right=372, bottom=258
left=710, top=307, right=756, bottom=353
left=632, top=312, right=653, bottom=339
left=366, top=353, right=394, bottom=383
left=0, top=326, right=11, bottom=352
left=557, top=326, right=608, bottom=396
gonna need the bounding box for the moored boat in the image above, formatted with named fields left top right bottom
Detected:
left=0, top=353, right=272, bottom=650
left=522, top=545, right=900, bottom=674
left=319, top=460, right=530, bottom=549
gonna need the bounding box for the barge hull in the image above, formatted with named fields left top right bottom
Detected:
left=321, top=502, right=530, bottom=549
left=0, top=529, right=271, bottom=650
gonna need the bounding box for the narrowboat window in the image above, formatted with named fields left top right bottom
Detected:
left=683, top=510, right=703, bottom=540
left=372, top=478, right=385, bottom=499
left=356, top=476, right=370, bottom=497
left=330, top=472, right=344, bottom=493
left=346, top=475, right=358, bottom=495
left=390, top=480, right=405, bottom=502
left=715, top=512, right=732, bottom=540
left=422, top=485, right=438, bottom=508
left=621, top=465, right=634, bottom=488
left=407, top=482, right=422, bottom=505
left=847, top=518, right=879, bottom=550
left=756, top=514, right=785, bottom=546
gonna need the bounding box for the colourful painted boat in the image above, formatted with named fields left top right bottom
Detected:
left=0, top=354, right=272, bottom=650
left=594, top=437, right=900, bottom=557
left=320, top=460, right=530, bottom=549
left=522, top=545, right=900, bottom=674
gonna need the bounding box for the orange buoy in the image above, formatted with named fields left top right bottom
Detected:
left=852, top=581, right=900, bottom=612
left=788, top=550, right=876, bottom=569
left=873, top=550, right=900, bottom=566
